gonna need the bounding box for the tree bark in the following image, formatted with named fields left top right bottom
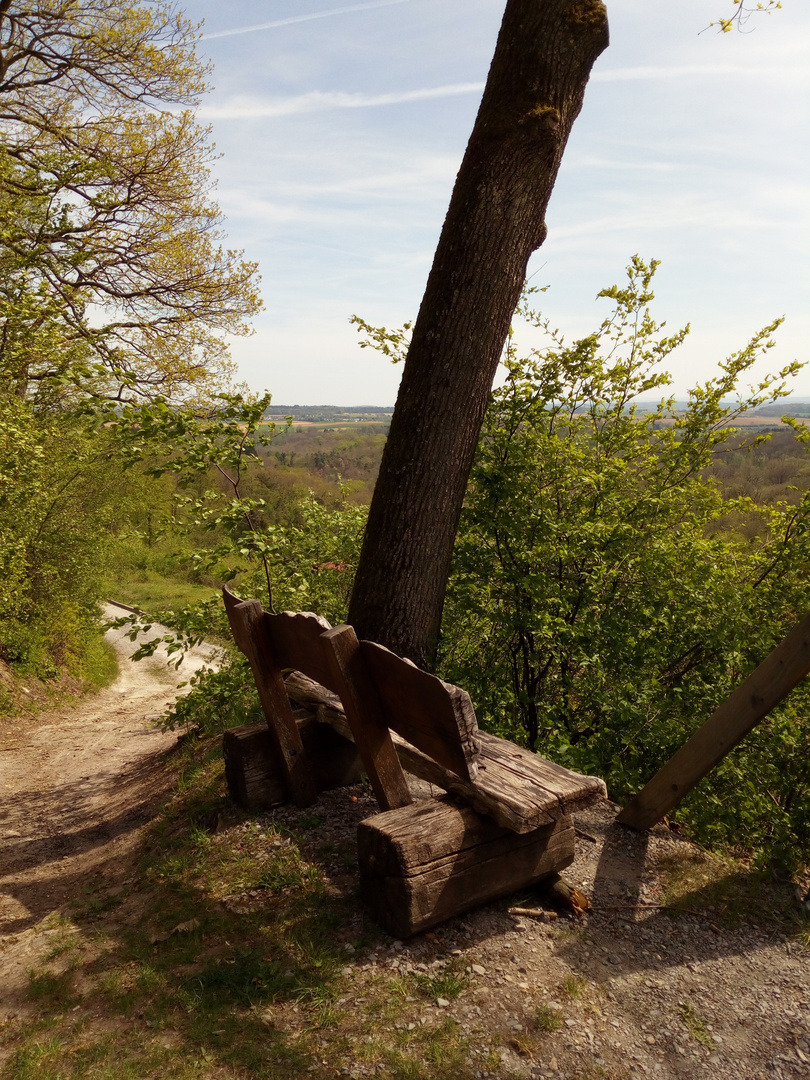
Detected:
left=348, top=0, right=609, bottom=668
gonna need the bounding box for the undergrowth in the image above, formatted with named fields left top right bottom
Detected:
left=0, top=733, right=486, bottom=1080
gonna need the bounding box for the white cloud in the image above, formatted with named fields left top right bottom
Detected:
left=591, top=64, right=805, bottom=82
left=203, top=0, right=417, bottom=40
left=199, top=84, right=485, bottom=120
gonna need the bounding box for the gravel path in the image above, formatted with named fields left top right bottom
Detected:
left=0, top=607, right=219, bottom=1018
left=0, top=611, right=808, bottom=1079
left=268, top=785, right=810, bottom=1080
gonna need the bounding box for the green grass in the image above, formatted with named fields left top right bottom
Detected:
left=678, top=1000, right=714, bottom=1051
left=82, top=635, right=119, bottom=689
left=26, top=968, right=75, bottom=1008
left=561, top=975, right=590, bottom=1000
left=411, top=968, right=467, bottom=1002
left=534, top=1003, right=564, bottom=1033
left=659, top=849, right=801, bottom=930
left=0, top=736, right=484, bottom=1080
left=111, top=568, right=217, bottom=617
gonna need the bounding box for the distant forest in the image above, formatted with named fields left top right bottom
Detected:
left=266, top=405, right=393, bottom=423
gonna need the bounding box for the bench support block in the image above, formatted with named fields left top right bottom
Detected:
left=223, top=717, right=363, bottom=812
left=358, top=796, right=575, bottom=938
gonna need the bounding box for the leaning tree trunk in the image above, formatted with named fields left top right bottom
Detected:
left=348, top=0, right=609, bottom=668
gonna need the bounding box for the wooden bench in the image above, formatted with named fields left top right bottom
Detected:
left=222, top=587, right=606, bottom=937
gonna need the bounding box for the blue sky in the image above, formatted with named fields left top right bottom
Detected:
left=184, top=1, right=809, bottom=405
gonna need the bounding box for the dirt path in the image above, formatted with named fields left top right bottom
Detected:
left=0, top=607, right=218, bottom=981
left=1, top=612, right=810, bottom=1079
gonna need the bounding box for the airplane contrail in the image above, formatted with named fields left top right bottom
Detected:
left=199, top=83, right=485, bottom=119
left=204, top=0, right=415, bottom=40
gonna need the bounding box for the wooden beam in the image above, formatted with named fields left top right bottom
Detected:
left=617, top=613, right=810, bottom=831
left=320, top=624, right=412, bottom=812
left=222, top=588, right=317, bottom=807
left=358, top=798, right=575, bottom=938
left=284, top=671, right=605, bottom=832
left=222, top=717, right=363, bottom=812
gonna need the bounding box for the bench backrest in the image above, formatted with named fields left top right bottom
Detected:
left=264, top=609, right=336, bottom=692
left=265, top=609, right=480, bottom=783
left=223, top=589, right=480, bottom=804
left=359, top=640, right=479, bottom=781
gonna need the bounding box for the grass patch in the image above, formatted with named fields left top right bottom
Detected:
left=40, top=915, right=81, bottom=962
left=534, top=1003, right=564, bottom=1033
left=26, top=967, right=75, bottom=1008
left=111, top=568, right=217, bottom=618
left=659, top=850, right=799, bottom=929
left=561, top=974, right=589, bottom=999
left=82, top=635, right=119, bottom=689
left=678, top=1000, right=714, bottom=1051
left=411, top=967, right=467, bottom=1003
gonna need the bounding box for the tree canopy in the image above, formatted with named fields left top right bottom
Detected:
left=0, top=2, right=263, bottom=682
left=0, top=0, right=261, bottom=403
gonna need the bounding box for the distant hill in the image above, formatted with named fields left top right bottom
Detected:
left=266, top=405, right=394, bottom=424
left=634, top=399, right=810, bottom=418
left=751, top=402, right=810, bottom=417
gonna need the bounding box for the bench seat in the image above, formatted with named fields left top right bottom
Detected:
left=359, top=797, right=575, bottom=938
left=284, top=670, right=606, bottom=833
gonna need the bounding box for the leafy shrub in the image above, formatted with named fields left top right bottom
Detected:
left=108, top=394, right=368, bottom=733
left=441, top=257, right=810, bottom=868
left=0, top=394, right=137, bottom=682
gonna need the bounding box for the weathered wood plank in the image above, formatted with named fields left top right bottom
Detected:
left=264, top=610, right=337, bottom=692
left=285, top=671, right=344, bottom=715
left=359, top=797, right=575, bottom=937
left=467, top=732, right=606, bottom=825
left=222, top=587, right=317, bottom=807
left=321, top=625, right=412, bottom=812
left=223, top=721, right=287, bottom=810
left=617, top=612, right=810, bottom=832
left=284, top=671, right=605, bottom=832
left=360, top=639, right=480, bottom=782
left=223, top=717, right=364, bottom=811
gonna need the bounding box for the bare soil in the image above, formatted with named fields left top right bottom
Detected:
left=0, top=606, right=219, bottom=1014
left=0, top=610, right=808, bottom=1080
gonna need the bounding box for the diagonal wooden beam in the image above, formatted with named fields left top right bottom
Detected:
left=222, top=587, right=317, bottom=808
left=321, top=624, right=412, bottom=812
left=617, top=613, right=810, bottom=831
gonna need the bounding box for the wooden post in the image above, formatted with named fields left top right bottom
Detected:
left=223, top=717, right=363, bottom=812
left=617, top=613, right=810, bottom=831
left=321, top=624, right=412, bottom=812
left=223, top=588, right=317, bottom=808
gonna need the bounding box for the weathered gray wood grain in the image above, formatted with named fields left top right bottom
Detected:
left=222, top=587, right=317, bottom=807
left=359, top=796, right=575, bottom=937
left=284, top=671, right=605, bottom=832
left=360, top=639, right=480, bottom=782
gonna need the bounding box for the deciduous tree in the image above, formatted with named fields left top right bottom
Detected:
left=348, top=0, right=609, bottom=668
left=0, top=0, right=261, bottom=401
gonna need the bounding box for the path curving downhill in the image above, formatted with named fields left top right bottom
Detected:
left=0, top=605, right=218, bottom=943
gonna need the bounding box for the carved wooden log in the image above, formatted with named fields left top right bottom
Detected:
left=358, top=796, right=575, bottom=938
left=223, top=716, right=363, bottom=812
